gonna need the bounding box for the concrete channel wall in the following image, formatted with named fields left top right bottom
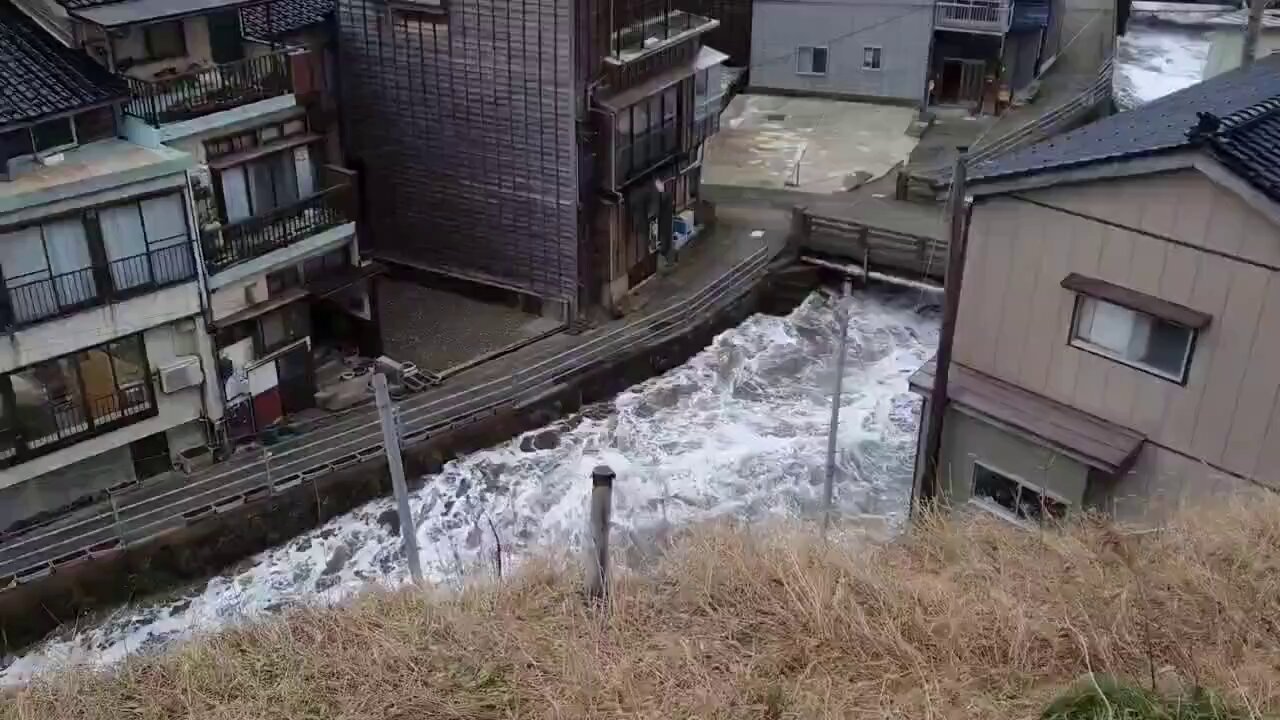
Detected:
left=0, top=247, right=785, bottom=653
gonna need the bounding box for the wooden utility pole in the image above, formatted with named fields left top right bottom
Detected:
left=822, top=278, right=853, bottom=535
left=374, top=373, right=424, bottom=584
left=1243, top=0, right=1267, bottom=67
left=916, top=155, right=969, bottom=513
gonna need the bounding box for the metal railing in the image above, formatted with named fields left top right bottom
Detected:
left=0, top=246, right=196, bottom=331
left=20, top=385, right=153, bottom=454
left=123, top=50, right=294, bottom=127
left=0, top=246, right=772, bottom=586
left=934, top=0, right=1012, bottom=33
left=202, top=186, right=352, bottom=273
left=913, top=56, right=1115, bottom=189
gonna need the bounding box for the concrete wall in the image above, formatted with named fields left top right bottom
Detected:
left=936, top=406, right=1091, bottom=510
left=749, top=0, right=932, bottom=102
left=0, top=446, right=133, bottom=529
left=955, top=169, right=1280, bottom=493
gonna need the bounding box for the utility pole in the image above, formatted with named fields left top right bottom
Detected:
left=916, top=154, right=969, bottom=515
left=374, top=373, right=424, bottom=584
left=1243, top=0, right=1267, bottom=68
left=585, top=465, right=614, bottom=602
left=822, top=277, right=853, bottom=535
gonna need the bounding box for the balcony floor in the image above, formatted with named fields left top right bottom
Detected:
left=377, top=281, right=562, bottom=375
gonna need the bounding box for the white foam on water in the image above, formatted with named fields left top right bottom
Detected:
left=1, top=289, right=938, bottom=685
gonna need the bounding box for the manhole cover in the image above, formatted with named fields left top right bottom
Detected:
left=765, top=113, right=787, bottom=122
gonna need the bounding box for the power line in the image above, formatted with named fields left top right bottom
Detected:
left=746, top=6, right=935, bottom=72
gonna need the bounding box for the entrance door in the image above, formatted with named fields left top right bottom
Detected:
left=940, top=58, right=986, bottom=108
left=276, top=344, right=315, bottom=415
left=207, top=10, right=245, bottom=64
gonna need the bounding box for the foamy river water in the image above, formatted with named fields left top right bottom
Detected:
left=1, top=289, right=938, bottom=684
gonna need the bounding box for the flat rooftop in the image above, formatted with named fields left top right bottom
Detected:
left=0, top=139, right=191, bottom=215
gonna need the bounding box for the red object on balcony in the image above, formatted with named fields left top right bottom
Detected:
left=290, top=49, right=320, bottom=98
left=253, top=387, right=283, bottom=429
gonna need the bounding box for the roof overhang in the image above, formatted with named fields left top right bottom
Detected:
left=909, top=360, right=1145, bottom=476
left=970, top=149, right=1280, bottom=229
left=71, top=0, right=272, bottom=28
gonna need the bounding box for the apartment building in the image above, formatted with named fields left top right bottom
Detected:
left=336, top=0, right=728, bottom=314
left=12, top=0, right=380, bottom=442
left=0, top=1, right=220, bottom=526
left=910, top=57, right=1280, bottom=524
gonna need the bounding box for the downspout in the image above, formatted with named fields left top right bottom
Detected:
left=182, top=169, right=225, bottom=449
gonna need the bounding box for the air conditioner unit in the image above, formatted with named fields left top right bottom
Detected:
left=159, top=357, right=203, bottom=394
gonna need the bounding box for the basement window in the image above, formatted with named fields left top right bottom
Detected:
left=970, top=463, right=1067, bottom=525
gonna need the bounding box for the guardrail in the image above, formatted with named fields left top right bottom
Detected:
left=912, top=56, right=1114, bottom=189
left=0, top=247, right=772, bottom=587
left=799, top=212, right=947, bottom=283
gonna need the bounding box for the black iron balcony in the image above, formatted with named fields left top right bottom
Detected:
left=201, top=185, right=353, bottom=274
left=0, top=245, right=196, bottom=331
left=123, top=50, right=296, bottom=127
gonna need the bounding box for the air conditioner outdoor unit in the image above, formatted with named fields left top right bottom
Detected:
left=159, top=357, right=203, bottom=394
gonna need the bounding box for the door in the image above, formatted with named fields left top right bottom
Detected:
left=940, top=58, right=986, bottom=108
left=276, top=344, right=315, bottom=415
left=207, top=10, right=245, bottom=65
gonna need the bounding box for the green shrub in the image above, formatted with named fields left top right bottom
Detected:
left=1042, top=676, right=1251, bottom=720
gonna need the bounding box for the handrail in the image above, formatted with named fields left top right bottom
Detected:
left=914, top=55, right=1115, bottom=187
left=122, top=50, right=295, bottom=127
left=202, top=185, right=351, bottom=272
left=0, top=247, right=772, bottom=582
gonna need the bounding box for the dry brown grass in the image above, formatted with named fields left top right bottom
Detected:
left=5, top=497, right=1280, bottom=720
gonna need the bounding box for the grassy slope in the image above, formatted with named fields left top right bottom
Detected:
left=4, top=497, right=1280, bottom=719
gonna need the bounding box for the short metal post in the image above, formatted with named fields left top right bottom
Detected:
left=586, top=465, right=614, bottom=602
left=374, top=373, right=424, bottom=584
left=263, top=447, right=272, bottom=487
left=108, top=492, right=124, bottom=547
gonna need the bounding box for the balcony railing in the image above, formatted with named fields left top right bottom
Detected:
left=201, top=185, right=352, bottom=273
left=22, top=384, right=153, bottom=454
left=0, top=245, right=196, bottom=331
left=935, top=0, right=1012, bottom=33
left=123, top=50, right=295, bottom=127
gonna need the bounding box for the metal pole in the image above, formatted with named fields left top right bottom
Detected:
left=374, top=372, right=424, bottom=584
left=586, top=465, right=614, bottom=602
left=1243, top=0, right=1266, bottom=68
left=917, top=154, right=970, bottom=515
left=822, top=278, right=852, bottom=535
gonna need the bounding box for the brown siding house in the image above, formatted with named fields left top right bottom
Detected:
left=910, top=56, right=1280, bottom=525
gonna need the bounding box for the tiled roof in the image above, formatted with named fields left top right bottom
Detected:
left=1203, top=97, right=1280, bottom=203
left=55, top=0, right=123, bottom=12
left=970, top=54, right=1280, bottom=183
left=240, top=0, right=333, bottom=41
left=0, top=0, right=128, bottom=128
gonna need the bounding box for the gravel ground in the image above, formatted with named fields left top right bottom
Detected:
left=377, top=281, right=562, bottom=373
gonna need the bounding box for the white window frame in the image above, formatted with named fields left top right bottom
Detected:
left=968, top=461, right=1070, bottom=528
left=1069, top=295, right=1196, bottom=383
left=862, top=46, right=883, bottom=70
left=796, top=45, right=829, bottom=76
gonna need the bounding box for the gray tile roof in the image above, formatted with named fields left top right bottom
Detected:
left=1204, top=96, right=1280, bottom=203
left=0, top=0, right=128, bottom=128
left=240, top=0, right=332, bottom=41
left=970, top=54, right=1280, bottom=184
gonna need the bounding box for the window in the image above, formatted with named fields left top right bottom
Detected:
left=1071, top=295, right=1195, bottom=382
left=0, top=219, right=98, bottom=325
left=219, top=151, right=302, bottom=222
left=797, top=46, right=828, bottom=75
left=31, top=118, right=76, bottom=154
left=971, top=463, right=1067, bottom=525
left=862, top=46, right=882, bottom=70
left=0, top=334, right=153, bottom=467
left=143, top=21, right=187, bottom=60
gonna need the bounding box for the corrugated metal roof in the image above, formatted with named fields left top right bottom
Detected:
left=0, top=0, right=128, bottom=128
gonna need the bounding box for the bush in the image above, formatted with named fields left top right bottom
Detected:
left=1042, top=676, right=1251, bottom=720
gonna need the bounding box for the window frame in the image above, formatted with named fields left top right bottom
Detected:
left=862, top=46, right=883, bottom=71
left=0, top=332, right=156, bottom=469
left=1068, top=294, right=1197, bottom=384
left=968, top=461, right=1069, bottom=528
left=796, top=45, right=829, bottom=76
left=30, top=117, right=78, bottom=156
left=142, top=20, right=188, bottom=61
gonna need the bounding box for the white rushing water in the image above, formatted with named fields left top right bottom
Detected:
left=1, top=289, right=938, bottom=685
